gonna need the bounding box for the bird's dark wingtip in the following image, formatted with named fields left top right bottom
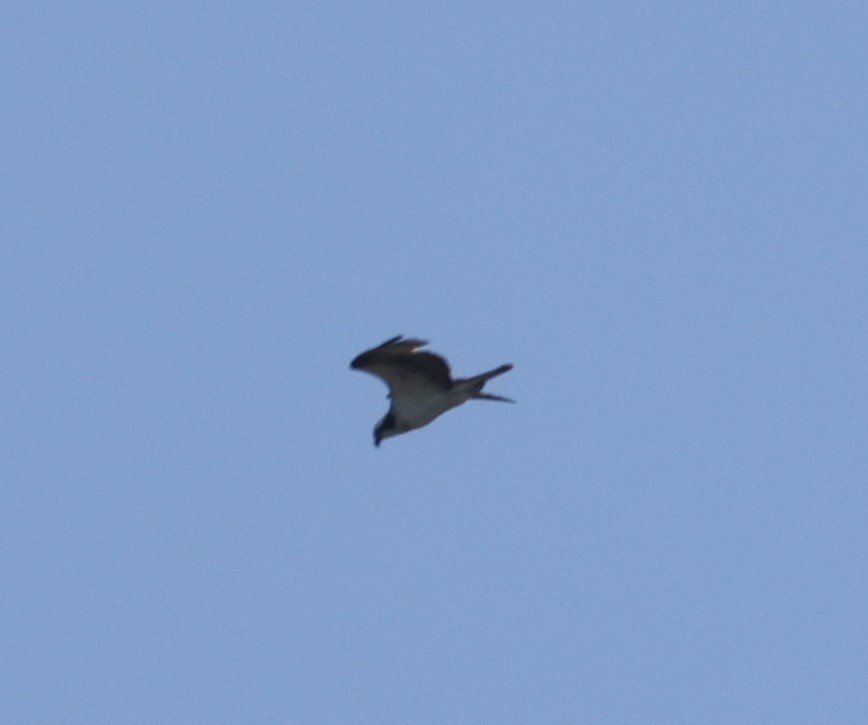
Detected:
left=351, top=335, right=406, bottom=369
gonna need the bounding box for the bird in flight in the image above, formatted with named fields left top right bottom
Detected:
left=350, top=335, right=514, bottom=446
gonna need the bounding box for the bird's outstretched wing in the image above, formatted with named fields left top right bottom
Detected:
left=350, top=335, right=453, bottom=394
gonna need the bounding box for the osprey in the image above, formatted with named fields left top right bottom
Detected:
left=351, top=335, right=514, bottom=446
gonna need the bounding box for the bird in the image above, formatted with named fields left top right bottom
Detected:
left=350, top=335, right=514, bottom=446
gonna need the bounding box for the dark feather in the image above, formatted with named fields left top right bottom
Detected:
left=351, top=335, right=452, bottom=390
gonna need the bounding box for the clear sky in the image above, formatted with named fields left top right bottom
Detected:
left=3, top=2, right=867, bottom=723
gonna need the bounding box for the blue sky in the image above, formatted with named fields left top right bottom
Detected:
left=3, top=2, right=867, bottom=723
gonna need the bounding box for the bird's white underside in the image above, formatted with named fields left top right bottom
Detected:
left=389, top=380, right=472, bottom=429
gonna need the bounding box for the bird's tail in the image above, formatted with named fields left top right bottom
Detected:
left=460, top=364, right=515, bottom=403
left=473, top=391, right=515, bottom=402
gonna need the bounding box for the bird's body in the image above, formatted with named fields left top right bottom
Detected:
left=350, top=336, right=513, bottom=446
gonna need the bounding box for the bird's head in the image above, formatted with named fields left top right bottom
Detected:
left=373, top=411, right=398, bottom=447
